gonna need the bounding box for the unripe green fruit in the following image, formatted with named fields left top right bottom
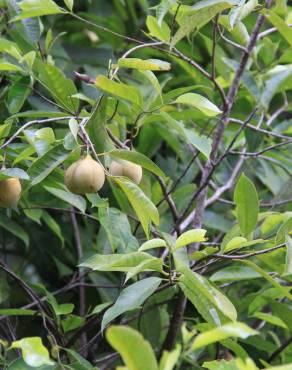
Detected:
left=109, top=160, right=143, bottom=185
left=0, top=177, right=22, bottom=208
left=65, top=155, right=105, bottom=195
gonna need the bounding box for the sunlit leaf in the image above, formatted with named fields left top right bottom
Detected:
left=191, top=322, right=258, bottom=350
left=175, top=93, right=222, bottom=117
left=10, top=337, right=54, bottom=367
left=106, top=326, right=159, bottom=370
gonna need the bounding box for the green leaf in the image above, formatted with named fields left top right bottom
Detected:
left=28, top=144, right=70, bottom=186
left=159, top=345, right=181, bottom=370
left=12, top=0, right=64, bottom=21
left=276, top=217, right=292, bottom=244
left=42, top=211, right=64, bottom=247
left=191, top=322, right=258, bottom=350
left=234, top=174, right=259, bottom=239
left=251, top=312, right=287, bottom=329
left=87, top=97, right=114, bottom=153
left=0, top=308, right=36, bottom=316
left=171, top=1, right=235, bottom=46
left=0, top=168, right=29, bottom=180
left=265, top=11, right=292, bottom=47
left=185, top=129, right=212, bottom=159
left=118, top=58, right=171, bottom=71
left=90, top=302, right=112, bottom=316
left=35, top=62, right=79, bottom=113
left=0, top=38, right=21, bottom=59
left=0, top=214, right=29, bottom=247
left=146, top=15, right=170, bottom=42
left=138, top=238, right=167, bottom=252
left=95, top=75, right=143, bottom=107
left=159, top=112, right=212, bottom=159
left=7, top=77, right=31, bottom=114
left=109, top=149, right=166, bottom=179
left=284, top=235, right=292, bottom=277
left=44, top=186, right=86, bottom=214
left=7, top=358, right=57, bottom=370
left=260, top=65, right=292, bottom=108
left=179, top=267, right=237, bottom=324
left=175, top=229, right=207, bottom=249
left=156, top=0, right=177, bottom=26
left=102, top=277, right=161, bottom=330
left=113, top=178, right=159, bottom=238
left=64, top=0, right=73, bottom=12
left=10, top=337, right=54, bottom=367
left=106, top=325, right=159, bottom=370
left=229, top=0, right=258, bottom=29
left=175, top=93, right=222, bottom=117
left=0, top=63, right=24, bottom=72
left=210, top=265, right=261, bottom=282
left=80, top=252, right=163, bottom=281
left=98, top=207, right=139, bottom=252
left=239, top=259, right=292, bottom=301
left=223, top=238, right=266, bottom=253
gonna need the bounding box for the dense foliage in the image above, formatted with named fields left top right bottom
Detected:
left=0, top=0, right=291, bottom=369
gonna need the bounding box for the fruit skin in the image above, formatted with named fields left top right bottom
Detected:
left=109, top=160, right=143, bottom=185
left=65, top=155, right=105, bottom=195
left=0, top=177, right=22, bottom=208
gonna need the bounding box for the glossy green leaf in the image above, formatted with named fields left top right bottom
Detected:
left=251, top=312, right=287, bottom=329
left=156, top=0, right=177, bottom=26
left=36, top=63, right=79, bottom=113
left=118, top=58, right=171, bottom=71
left=191, top=322, right=258, bottom=350
left=240, top=260, right=292, bottom=301
left=28, top=144, right=70, bottom=186
left=95, top=75, right=143, bottom=107
left=98, top=207, right=139, bottom=252
left=179, top=267, right=237, bottom=324
left=146, top=15, right=170, bottom=42
left=234, top=174, right=259, bottom=239
left=102, top=277, right=162, bottom=330
left=138, top=238, right=167, bottom=252
left=64, top=0, right=74, bottom=12
left=171, top=1, right=235, bottom=46
left=0, top=168, right=29, bottom=180
left=0, top=63, right=23, bottom=72
left=0, top=308, right=36, bottom=316
left=80, top=251, right=162, bottom=274
left=223, top=238, right=266, bottom=253
left=283, top=235, right=292, bottom=276
left=265, top=11, right=292, bottom=47
left=106, top=325, right=158, bottom=370
left=175, top=229, right=207, bottom=249
left=229, top=0, right=258, bottom=29
left=12, top=0, right=64, bottom=21
left=10, top=337, right=54, bottom=367
left=113, top=178, right=159, bottom=238
left=175, top=93, right=222, bottom=117
left=159, top=345, right=181, bottom=370
left=44, top=186, right=86, bottom=214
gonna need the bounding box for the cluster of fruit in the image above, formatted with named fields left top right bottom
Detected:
left=0, top=155, right=142, bottom=208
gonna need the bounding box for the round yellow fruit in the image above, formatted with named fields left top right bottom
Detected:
left=65, top=155, right=105, bottom=195
left=0, top=177, right=22, bottom=208
left=109, top=160, right=143, bottom=185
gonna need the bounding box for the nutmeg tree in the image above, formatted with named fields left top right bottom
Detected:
left=0, top=0, right=291, bottom=369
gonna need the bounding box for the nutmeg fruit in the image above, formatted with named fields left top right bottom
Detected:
left=0, top=177, right=22, bottom=208
left=65, top=155, right=105, bottom=195
left=109, top=160, right=143, bottom=185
